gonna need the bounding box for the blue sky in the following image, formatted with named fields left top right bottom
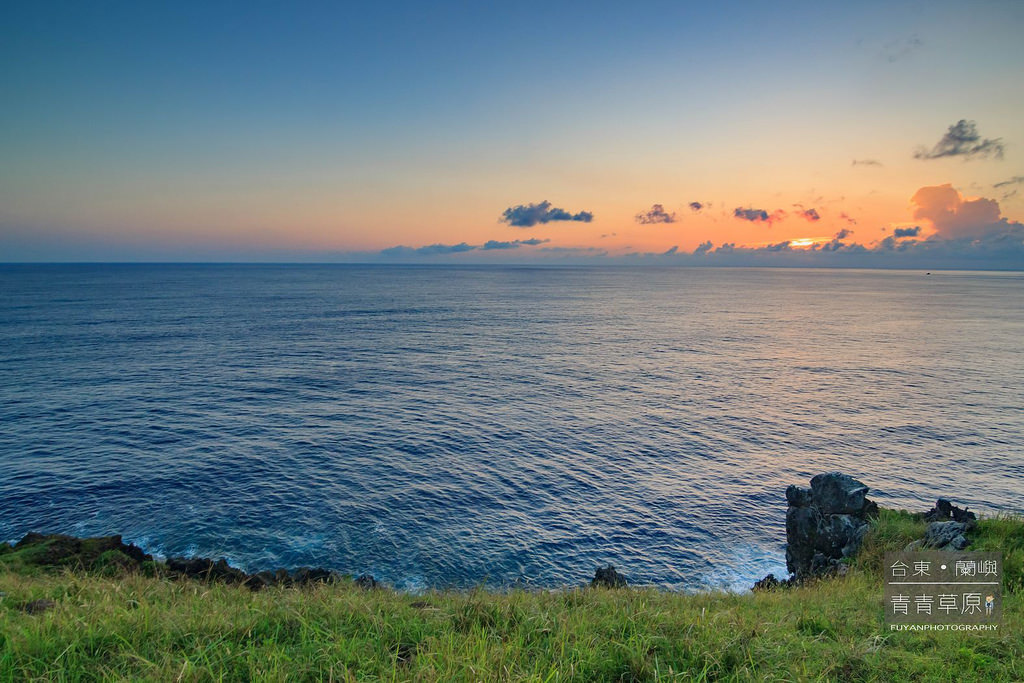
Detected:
left=2, top=0, right=1023, bottom=266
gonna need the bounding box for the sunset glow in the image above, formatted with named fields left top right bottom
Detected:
left=1, top=2, right=1022, bottom=267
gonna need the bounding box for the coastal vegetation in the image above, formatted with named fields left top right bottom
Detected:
left=1, top=510, right=1021, bottom=681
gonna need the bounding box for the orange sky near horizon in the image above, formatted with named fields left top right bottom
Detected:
left=1, top=2, right=1022, bottom=263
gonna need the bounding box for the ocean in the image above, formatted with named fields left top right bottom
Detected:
left=1, top=264, right=1022, bottom=591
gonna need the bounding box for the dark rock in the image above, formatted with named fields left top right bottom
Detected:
left=591, top=564, right=627, bottom=588
left=8, top=531, right=345, bottom=591
left=165, top=556, right=248, bottom=584
left=752, top=573, right=786, bottom=591
left=924, top=498, right=977, bottom=524
left=244, top=571, right=281, bottom=591
left=924, top=521, right=969, bottom=551
left=809, top=472, right=869, bottom=515
left=292, top=567, right=336, bottom=586
left=785, top=485, right=812, bottom=507
left=22, top=598, right=56, bottom=615
left=355, top=573, right=379, bottom=589
left=785, top=473, right=876, bottom=581
left=12, top=533, right=153, bottom=571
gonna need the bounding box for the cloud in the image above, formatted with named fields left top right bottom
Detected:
left=839, top=212, right=857, bottom=226
left=851, top=159, right=883, bottom=167
left=734, top=207, right=768, bottom=222
left=994, top=176, right=1024, bottom=189
left=678, top=187, right=1022, bottom=266
left=914, top=120, right=1005, bottom=161
left=798, top=208, right=821, bottom=222
left=882, top=35, right=922, bottom=62
left=910, top=183, right=1014, bottom=240
left=635, top=204, right=677, bottom=224
left=499, top=200, right=594, bottom=227
left=663, top=246, right=678, bottom=255
left=689, top=201, right=704, bottom=212
left=733, top=207, right=786, bottom=225
left=482, top=238, right=550, bottom=250
left=537, top=246, right=608, bottom=260
left=994, top=176, right=1024, bottom=188
left=812, top=229, right=857, bottom=253
left=413, top=242, right=476, bottom=255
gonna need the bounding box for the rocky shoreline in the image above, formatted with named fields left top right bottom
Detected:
left=1, top=472, right=980, bottom=594
left=754, top=472, right=978, bottom=590
left=0, top=532, right=377, bottom=591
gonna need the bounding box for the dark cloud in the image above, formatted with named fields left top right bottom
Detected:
left=814, top=229, right=859, bottom=253
left=663, top=245, right=678, bottom=255
left=537, top=246, right=608, bottom=259
left=882, top=35, right=922, bottom=62
left=799, top=208, right=821, bottom=222
left=991, top=176, right=1024, bottom=197
left=852, top=159, right=883, bottom=167
left=635, top=204, right=677, bottom=224
left=689, top=201, right=704, bottom=212
left=378, top=245, right=417, bottom=257
left=839, top=212, right=857, bottom=226
left=994, top=176, right=1024, bottom=189
left=413, top=242, right=475, bottom=255
left=733, top=207, right=785, bottom=225
left=734, top=207, right=768, bottom=222
left=694, top=240, right=713, bottom=255
left=893, top=226, right=921, bottom=238
left=482, top=241, right=518, bottom=250
left=482, top=238, right=550, bottom=250
left=914, top=120, right=1005, bottom=161
left=817, top=239, right=867, bottom=253
left=499, top=200, right=594, bottom=227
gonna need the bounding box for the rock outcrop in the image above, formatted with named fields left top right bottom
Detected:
left=591, top=564, right=627, bottom=588
left=784, top=472, right=878, bottom=581
left=6, top=532, right=355, bottom=591
left=899, top=499, right=977, bottom=551
left=922, top=521, right=970, bottom=551
left=13, top=532, right=153, bottom=569
left=923, top=498, right=977, bottom=524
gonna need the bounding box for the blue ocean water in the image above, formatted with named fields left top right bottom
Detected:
left=1, top=264, right=1022, bottom=591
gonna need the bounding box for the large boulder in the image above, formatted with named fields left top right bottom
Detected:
left=591, top=564, right=627, bottom=588
left=924, top=521, right=969, bottom=550
left=785, top=472, right=878, bottom=580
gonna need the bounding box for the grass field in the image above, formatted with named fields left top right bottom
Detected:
left=1, top=510, right=1021, bottom=681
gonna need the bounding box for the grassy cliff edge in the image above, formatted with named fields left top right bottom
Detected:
left=1, top=509, right=1022, bottom=682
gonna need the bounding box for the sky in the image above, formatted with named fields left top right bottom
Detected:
left=2, top=0, right=1023, bottom=267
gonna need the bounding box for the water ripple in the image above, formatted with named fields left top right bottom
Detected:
left=1, top=265, right=1023, bottom=590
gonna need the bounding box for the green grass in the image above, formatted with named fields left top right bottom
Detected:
left=2, top=514, right=1022, bottom=682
